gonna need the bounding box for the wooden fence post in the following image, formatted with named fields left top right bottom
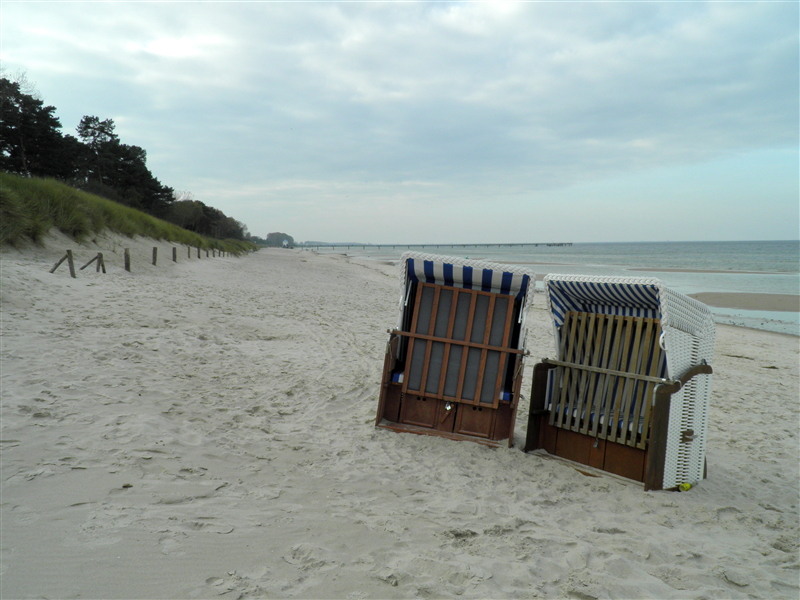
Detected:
left=97, top=252, right=106, bottom=273
left=50, top=250, right=76, bottom=278
left=152, top=247, right=158, bottom=266
left=197, top=247, right=201, bottom=258
left=80, top=254, right=98, bottom=271
left=172, top=247, right=177, bottom=262
left=188, top=246, right=191, bottom=258
left=206, top=249, right=209, bottom=257
left=124, top=248, right=131, bottom=272
left=50, top=253, right=68, bottom=274
left=66, top=250, right=76, bottom=278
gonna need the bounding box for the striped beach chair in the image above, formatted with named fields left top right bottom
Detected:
left=524, top=274, right=715, bottom=491
left=376, top=252, right=535, bottom=446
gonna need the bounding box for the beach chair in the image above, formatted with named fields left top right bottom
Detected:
left=376, top=252, right=535, bottom=447
left=524, top=275, right=715, bottom=490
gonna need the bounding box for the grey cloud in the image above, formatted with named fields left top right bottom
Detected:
left=1, top=1, right=797, bottom=242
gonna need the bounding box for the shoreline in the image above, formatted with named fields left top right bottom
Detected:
left=628, top=266, right=792, bottom=275
left=336, top=254, right=799, bottom=319
left=689, top=292, right=800, bottom=313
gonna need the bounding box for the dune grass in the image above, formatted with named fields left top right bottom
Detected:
left=0, top=173, right=256, bottom=255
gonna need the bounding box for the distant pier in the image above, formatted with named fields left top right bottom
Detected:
left=300, top=242, right=573, bottom=250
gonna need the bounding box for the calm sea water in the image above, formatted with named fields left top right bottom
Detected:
left=308, top=240, right=800, bottom=335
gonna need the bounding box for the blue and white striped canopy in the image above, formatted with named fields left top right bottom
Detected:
left=403, top=253, right=533, bottom=300
left=546, top=276, right=662, bottom=327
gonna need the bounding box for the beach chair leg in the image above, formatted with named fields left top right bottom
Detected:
left=524, top=363, right=555, bottom=452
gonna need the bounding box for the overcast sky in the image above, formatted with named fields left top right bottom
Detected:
left=2, top=1, right=798, bottom=243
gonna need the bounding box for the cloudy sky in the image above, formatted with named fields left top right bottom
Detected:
left=2, top=1, right=798, bottom=243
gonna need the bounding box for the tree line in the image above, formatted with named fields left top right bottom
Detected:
left=0, top=75, right=249, bottom=240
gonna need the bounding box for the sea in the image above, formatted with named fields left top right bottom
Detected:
left=306, top=240, right=800, bottom=336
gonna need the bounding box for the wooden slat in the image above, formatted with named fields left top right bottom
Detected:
left=615, top=317, right=644, bottom=444
left=417, top=285, right=441, bottom=396
left=455, top=291, right=478, bottom=403
left=608, top=316, right=634, bottom=444
left=401, top=284, right=425, bottom=394
left=472, top=294, right=495, bottom=405
left=595, top=316, right=624, bottom=439
left=549, top=312, right=667, bottom=450
left=637, top=324, right=662, bottom=448
left=643, top=319, right=663, bottom=447
left=549, top=310, right=570, bottom=427
left=577, top=313, right=601, bottom=434
left=542, top=358, right=671, bottom=385
left=629, top=320, right=655, bottom=448
left=491, top=296, right=517, bottom=406
left=437, top=288, right=461, bottom=398
left=566, top=312, right=592, bottom=431
left=552, top=313, right=579, bottom=428
left=392, top=330, right=525, bottom=355
left=589, top=314, right=616, bottom=439
left=579, top=313, right=605, bottom=436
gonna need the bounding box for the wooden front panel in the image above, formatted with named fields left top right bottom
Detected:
left=436, top=401, right=458, bottom=432
left=603, top=440, right=646, bottom=482
left=400, top=395, right=438, bottom=429
left=492, top=402, right=515, bottom=442
left=454, top=404, right=495, bottom=438
left=381, top=385, right=402, bottom=424
left=536, top=417, right=647, bottom=483
left=588, top=437, right=606, bottom=470
left=554, top=429, right=593, bottom=465
left=402, top=283, right=518, bottom=410
left=538, top=418, right=558, bottom=455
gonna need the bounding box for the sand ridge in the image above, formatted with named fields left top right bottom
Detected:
left=689, top=292, right=800, bottom=313
left=1, top=233, right=799, bottom=599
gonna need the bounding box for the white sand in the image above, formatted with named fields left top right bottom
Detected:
left=2, top=232, right=799, bottom=599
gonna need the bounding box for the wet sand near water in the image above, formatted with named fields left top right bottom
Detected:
left=630, top=267, right=788, bottom=275
left=689, top=292, right=800, bottom=312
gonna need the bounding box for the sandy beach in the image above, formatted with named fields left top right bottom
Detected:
left=2, top=232, right=799, bottom=599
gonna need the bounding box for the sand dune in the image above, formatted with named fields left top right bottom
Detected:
left=2, top=232, right=798, bottom=599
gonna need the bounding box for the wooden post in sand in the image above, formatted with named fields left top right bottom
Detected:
left=67, top=250, right=76, bottom=277
left=124, top=248, right=131, bottom=272
left=197, top=247, right=201, bottom=259
left=172, top=247, right=177, bottom=262
left=50, top=250, right=77, bottom=278
left=188, top=246, right=191, bottom=259
left=152, top=247, right=158, bottom=266
left=79, top=253, right=106, bottom=274
left=206, top=249, right=209, bottom=257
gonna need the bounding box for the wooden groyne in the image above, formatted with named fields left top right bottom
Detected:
left=301, top=242, right=573, bottom=250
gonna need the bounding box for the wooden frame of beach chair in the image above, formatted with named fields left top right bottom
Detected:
left=524, top=275, right=715, bottom=491
left=376, top=252, right=535, bottom=447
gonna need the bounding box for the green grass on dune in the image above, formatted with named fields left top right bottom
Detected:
left=0, top=173, right=256, bottom=255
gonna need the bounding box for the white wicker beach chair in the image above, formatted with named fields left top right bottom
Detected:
left=524, top=274, right=715, bottom=490
left=376, top=252, right=536, bottom=446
